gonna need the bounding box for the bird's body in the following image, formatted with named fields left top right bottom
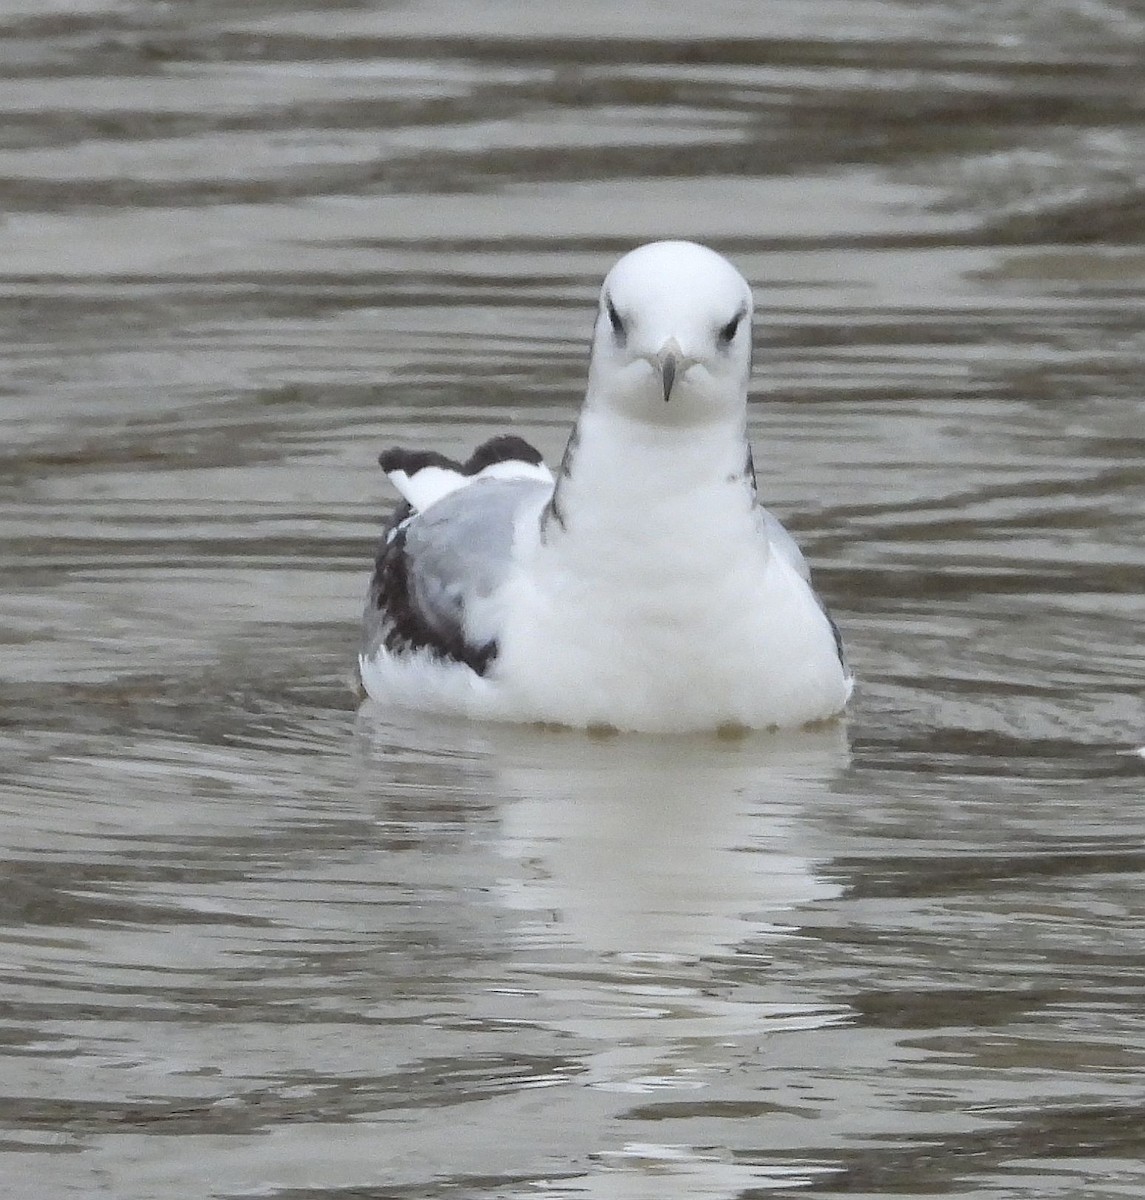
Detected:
left=360, top=241, right=851, bottom=732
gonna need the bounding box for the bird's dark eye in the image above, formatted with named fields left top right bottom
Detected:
left=605, top=296, right=626, bottom=345
left=718, top=311, right=743, bottom=346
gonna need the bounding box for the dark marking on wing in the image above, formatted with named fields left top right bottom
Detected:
left=377, top=446, right=463, bottom=475
left=364, top=438, right=551, bottom=677
left=744, top=442, right=758, bottom=498
left=465, top=434, right=545, bottom=473
left=541, top=491, right=567, bottom=536
left=557, top=421, right=581, bottom=478
left=377, top=437, right=544, bottom=484
left=365, top=518, right=496, bottom=676
left=541, top=422, right=579, bottom=541
left=821, top=601, right=847, bottom=671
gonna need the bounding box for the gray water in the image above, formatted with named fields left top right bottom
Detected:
left=2, top=1, right=1144, bottom=1196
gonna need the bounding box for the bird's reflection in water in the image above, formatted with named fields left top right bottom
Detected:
left=482, top=720, right=855, bottom=1117
left=358, top=707, right=852, bottom=1092
left=484, top=722, right=849, bottom=962
left=358, top=707, right=848, bottom=959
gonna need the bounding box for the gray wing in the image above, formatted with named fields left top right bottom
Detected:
left=759, top=506, right=811, bottom=581
left=760, top=505, right=847, bottom=670
left=362, top=477, right=550, bottom=675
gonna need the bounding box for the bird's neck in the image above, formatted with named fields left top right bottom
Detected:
left=537, top=406, right=759, bottom=556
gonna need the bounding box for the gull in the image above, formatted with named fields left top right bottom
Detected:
left=359, top=240, right=852, bottom=732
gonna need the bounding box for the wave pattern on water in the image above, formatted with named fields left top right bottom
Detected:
left=0, top=1, right=1143, bottom=1197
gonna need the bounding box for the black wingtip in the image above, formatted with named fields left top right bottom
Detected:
left=377, top=447, right=462, bottom=474
left=378, top=437, right=544, bottom=479
left=464, top=435, right=545, bottom=474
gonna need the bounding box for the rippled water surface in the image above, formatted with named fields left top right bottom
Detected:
left=2, top=1, right=1144, bottom=1196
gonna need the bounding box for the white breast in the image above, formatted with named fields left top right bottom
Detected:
left=490, top=411, right=849, bottom=732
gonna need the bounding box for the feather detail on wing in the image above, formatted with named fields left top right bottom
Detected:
left=759, top=505, right=848, bottom=677
left=379, top=435, right=553, bottom=513
left=362, top=436, right=553, bottom=675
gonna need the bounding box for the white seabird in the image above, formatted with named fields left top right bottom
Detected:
left=359, top=240, right=852, bottom=732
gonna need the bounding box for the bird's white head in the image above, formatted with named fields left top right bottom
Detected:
left=586, top=240, right=754, bottom=427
